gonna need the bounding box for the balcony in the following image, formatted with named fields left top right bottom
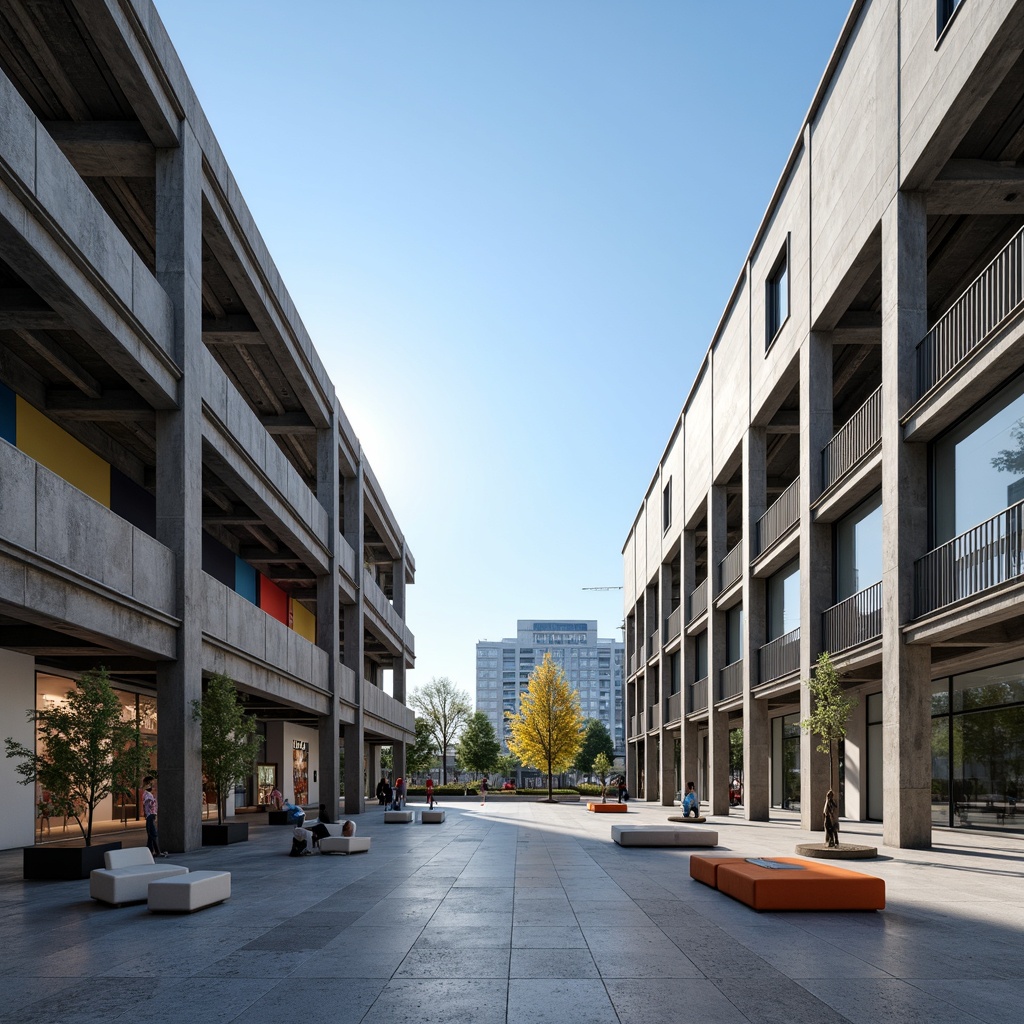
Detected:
left=688, top=579, right=709, bottom=623
left=688, top=676, right=708, bottom=714
left=915, top=502, right=1024, bottom=617
left=628, top=649, right=645, bottom=676
left=822, top=385, right=881, bottom=491
left=756, top=477, right=800, bottom=555
left=647, top=703, right=661, bottom=731
left=758, top=628, right=800, bottom=684
left=646, top=629, right=660, bottom=659
left=719, top=659, right=744, bottom=701
left=822, top=581, right=882, bottom=653
left=917, top=223, right=1024, bottom=398
left=665, top=605, right=682, bottom=642
left=665, top=690, right=682, bottom=723
left=718, top=541, right=744, bottom=593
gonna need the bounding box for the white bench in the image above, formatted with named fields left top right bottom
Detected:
left=421, top=809, right=445, bottom=823
left=318, top=822, right=372, bottom=854
left=89, top=848, right=188, bottom=906
left=148, top=870, right=231, bottom=912
left=384, top=810, right=414, bottom=823
left=611, top=825, right=719, bottom=847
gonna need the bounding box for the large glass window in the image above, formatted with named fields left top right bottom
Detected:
left=726, top=605, right=743, bottom=663
left=765, top=241, right=790, bottom=348
left=694, top=631, right=708, bottom=680
left=835, top=492, right=882, bottom=600
left=772, top=712, right=801, bottom=810
left=933, top=374, right=1024, bottom=544
left=767, top=560, right=800, bottom=640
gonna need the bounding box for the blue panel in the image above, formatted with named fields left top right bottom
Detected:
left=0, top=381, right=15, bottom=445
left=235, top=557, right=257, bottom=604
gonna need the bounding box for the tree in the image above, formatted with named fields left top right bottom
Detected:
left=592, top=751, right=613, bottom=802
left=573, top=718, right=615, bottom=777
left=495, top=753, right=520, bottom=785
left=191, top=674, right=262, bottom=824
left=799, top=651, right=857, bottom=846
left=405, top=717, right=438, bottom=777
left=457, top=711, right=501, bottom=777
left=408, top=677, right=472, bottom=783
left=506, top=652, right=584, bottom=800
left=5, top=667, right=149, bottom=846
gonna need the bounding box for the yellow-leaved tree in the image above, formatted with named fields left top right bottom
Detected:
left=505, top=652, right=584, bottom=801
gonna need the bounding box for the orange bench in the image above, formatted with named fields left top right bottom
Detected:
left=690, top=855, right=884, bottom=911
left=587, top=802, right=627, bottom=812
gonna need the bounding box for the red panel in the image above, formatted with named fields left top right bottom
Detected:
left=258, top=574, right=289, bottom=624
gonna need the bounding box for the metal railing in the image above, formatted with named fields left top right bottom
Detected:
left=719, top=540, right=744, bottom=592
left=822, top=385, right=882, bottom=490
left=689, top=676, right=708, bottom=713
left=719, top=659, right=744, bottom=701
left=665, top=605, right=682, bottom=642
left=915, top=501, right=1024, bottom=616
left=758, top=627, right=800, bottom=684
left=688, top=578, right=708, bottom=622
left=630, top=714, right=638, bottom=738
left=822, top=581, right=882, bottom=653
left=646, top=629, right=660, bottom=658
left=665, top=690, right=682, bottom=723
left=629, top=652, right=638, bottom=676
left=756, top=477, right=800, bottom=555
left=648, top=703, right=661, bottom=731
left=917, top=223, right=1024, bottom=396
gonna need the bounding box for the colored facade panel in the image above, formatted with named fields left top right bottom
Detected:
left=258, top=573, right=289, bottom=624
left=235, top=557, right=257, bottom=604
left=0, top=381, right=14, bottom=444
left=16, top=397, right=110, bottom=506
left=110, top=467, right=157, bottom=537
left=202, top=531, right=236, bottom=589
left=290, top=599, right=316, bottom=643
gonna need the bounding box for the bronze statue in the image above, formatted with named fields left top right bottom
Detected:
left=823, top=788, right=840, bottom=847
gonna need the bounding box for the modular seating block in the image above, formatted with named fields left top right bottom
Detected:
left=319, top=836, right=372, bottom=855
left=148, top=870, right=231, bottom=913
left=689, top=855, right=746, bottom=889
left=421, top=809, right=446, bottom=823
left=89, top=848, right=188, bottom=906
left=611, top=826, right=718, bottom=847
left=587, top=802, right=627, bottom=812
left=693, top=855, right=885, bottom=911
left=384, top=810, right=414, bottom=823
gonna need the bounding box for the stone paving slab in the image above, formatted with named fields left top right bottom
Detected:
left=1, top=800, right=1022, bottom=1023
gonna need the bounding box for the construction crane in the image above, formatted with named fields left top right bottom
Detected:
left=582, top=586, right=623, bottom=590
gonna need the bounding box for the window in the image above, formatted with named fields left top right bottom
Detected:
left=726, top=605, right=744, bottom=664
left=695, top=632, right=708, bottom=680
left=937, top=0, right=965, bottom=36
left=835, top=492, right=883, bottom=600
left=662, top=478, right=672, bottom=532
left=767, top=559, right=800, bottom=640
left=765, top=239, right=790, bottom=348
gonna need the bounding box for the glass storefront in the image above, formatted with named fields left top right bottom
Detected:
left=931, top=659, right=1024, bottom=832
left=772, top=712, right=801, bottom=811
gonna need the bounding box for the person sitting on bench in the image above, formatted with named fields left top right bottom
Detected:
left=682, top=781, right=701, bottom=818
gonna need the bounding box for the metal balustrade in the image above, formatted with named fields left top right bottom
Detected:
left=719, top=540, right=744, bottom=592
left=646, top=629, right=660, bottom=658
left=719, top=659, right=744, bottom=701
left=822, top=581, right=882, bottom=653
left=688, top=578, right=708, bottom=622
left=756, top=477, right=800, bottom=555
left=629, top=652, right=638, bottom=676
left=822, top=385, right=881, bottom=490
left=689, top=676, right=708, bottom=713
left=665, top=605, right=682, bottom=642
left=665, top=690, right=682, bottom=723
left=757, top=627, right=800, bottom=684
left=915, top=501, right=1024, bottom=616
left=917, top=224, right=1024, bottom=397
left=648, top=704, right=661, bottom=730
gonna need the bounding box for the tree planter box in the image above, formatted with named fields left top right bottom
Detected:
left=267, top=811, right=291, bottom=825
left=24, top=841, right=122, bottom=880
left=201, top=822, right=249, bottom=846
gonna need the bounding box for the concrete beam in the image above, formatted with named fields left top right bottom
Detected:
left=43, top=121, right=155, bottom=178
left=928, top=159, right=1024, bottom=214
left=46, top=389, right=154, bottom=421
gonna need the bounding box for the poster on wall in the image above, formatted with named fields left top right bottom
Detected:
left=293, top=741, right=308, bottom=805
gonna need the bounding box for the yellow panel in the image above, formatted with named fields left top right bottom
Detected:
left=16, top=397, right=110, bottom=506
left=290, top=599, right=316, bottom=643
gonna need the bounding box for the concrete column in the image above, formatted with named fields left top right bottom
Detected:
left=342, top=461, right=366, bottom=815
left=316, top=419, right=341, bottom=822
left=154, top=124, right=203, bottom=853
left=707, top=486, right=730, bottom=815
left=881, top=191, right=932, bottom=849
left=681, top=529, right=699, bottom=794
left=742, top=426, right=770, bottom=820
left=644, top=730, right=659, bottom=801
left=799, top=330, right=834, bottom=830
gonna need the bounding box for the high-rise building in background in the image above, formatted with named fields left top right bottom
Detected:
left=476, top=620, right=624, bottom=760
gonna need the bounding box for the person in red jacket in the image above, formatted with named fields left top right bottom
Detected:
left=425, top=777, right=434, bottom=809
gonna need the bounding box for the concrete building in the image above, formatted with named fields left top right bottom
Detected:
left=0, top=0, right=415, bottom=852
left=477, top=620, right=624, bottom=759
left=623, top=0, right=1024, bottom=848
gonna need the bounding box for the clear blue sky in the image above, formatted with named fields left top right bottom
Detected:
left=155, top=1, right=850, bottom=705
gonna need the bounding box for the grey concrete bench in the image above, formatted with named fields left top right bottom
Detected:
left=611, top=825, right=718, bottom=847
left=148, top=870, right=230, bottom=912
left=89, top=848, right=188, bottom=906
left=384, top=810, right=414, bottom=823
left=421, top=809, right=445, bottom=823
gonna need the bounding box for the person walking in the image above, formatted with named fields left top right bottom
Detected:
left=480, top=775, right=489, bottom=807
left=394, top=777, right=405, bottom=810
left=376, top=775, right=390, bottom=806
left=425, top=776, right=434, bottom=809
left=142, top=776, right=167, bottom=857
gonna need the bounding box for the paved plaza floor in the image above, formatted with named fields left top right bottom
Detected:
left=1, top=798, right=1021, bottom=1024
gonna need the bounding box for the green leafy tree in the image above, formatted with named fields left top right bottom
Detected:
left=191, top=674, right=262, bottom=824
left=5, top=667, right=149, bottom=846
left=800, top=651, right=857, bottom=844
left=406, top=717, right=438, bottom=776
left=409, top=677, right=472, bottom=783
left=457, top=711, right=501, bottom=777
left=573, top=718, right=615, bottom=777
left=506, top=653, right=584, bottom=800
left=592, top=751, right=614, bottom=802
left=495, top=753, right=520, bottom=785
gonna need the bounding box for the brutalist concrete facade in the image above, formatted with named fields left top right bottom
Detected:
left=623, top=0, right=1024, bottom=849
left=0, top=0, right=414, bottom=852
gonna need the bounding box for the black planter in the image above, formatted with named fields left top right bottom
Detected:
left=201, top=822, right=249, bottom=846
left=267, top=811, right=290, bottom=825
left=23, top=841, right=122, bottom=881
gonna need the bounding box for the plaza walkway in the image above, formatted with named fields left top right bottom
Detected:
left=1, top=798, right=1021, bottom=1024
